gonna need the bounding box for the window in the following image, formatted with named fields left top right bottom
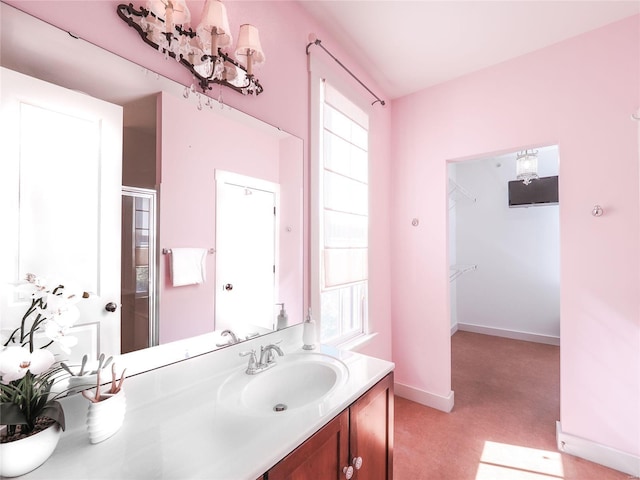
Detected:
left=317, top=80, right=369, bottom=345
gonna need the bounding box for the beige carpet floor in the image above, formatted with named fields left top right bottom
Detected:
left=393, top=331, right=629, bottom=480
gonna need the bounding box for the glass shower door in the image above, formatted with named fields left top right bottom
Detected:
left=121, top=187, right=157, bottom=353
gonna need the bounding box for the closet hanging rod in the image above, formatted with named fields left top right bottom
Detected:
left=448, top=178, right=476, bottom=203
left=306, top=34, right=386, bottom=107
left=449, top=264, right=477, bottom=282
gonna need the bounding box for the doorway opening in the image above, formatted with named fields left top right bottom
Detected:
left=448, top=145, right=560, bottom=343
left=447, top=144, right=561, bottom=465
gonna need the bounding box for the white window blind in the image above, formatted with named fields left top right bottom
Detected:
left=321, top=82, right=369, bottom=290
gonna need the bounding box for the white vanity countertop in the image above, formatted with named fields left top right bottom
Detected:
left=21, top=327, right=394, bottom=480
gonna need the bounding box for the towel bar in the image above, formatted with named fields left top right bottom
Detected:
left=162, top=248, right=215, bottom=255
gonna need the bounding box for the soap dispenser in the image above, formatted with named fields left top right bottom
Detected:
left=276, top=303, right=288, bottom=330
left=302, top=308, right=316, bottom=350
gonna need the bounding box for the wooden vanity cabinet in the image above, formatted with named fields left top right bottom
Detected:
left=266, top=409, right=350, bottom=479
left=349, top=373, right=394, bottom=479
left=266, top=373, right=393, bottom=480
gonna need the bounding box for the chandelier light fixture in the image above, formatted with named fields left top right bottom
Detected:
left=515, top=149, right=539, bottom=185
left=117, top=0, right=265, bottom=95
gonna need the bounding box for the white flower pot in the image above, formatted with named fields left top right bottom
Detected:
left=86, top=388, right=126, bottom=444
left=0, top=423, right=62, bottom=477
left=66, top=373, right=98, bottom=395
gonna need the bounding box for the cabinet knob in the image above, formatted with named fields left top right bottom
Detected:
left=342, top=465, right=354, bottom=479
left=352, top=456, right=363, bottom=470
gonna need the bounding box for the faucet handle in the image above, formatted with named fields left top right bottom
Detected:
left=240, top=349, right=258, bottom=373
left=240, top=349, right=256, bottom=362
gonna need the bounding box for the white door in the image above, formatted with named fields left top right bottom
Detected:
left=0, top=67, right=123, bottom=361
left=215, top=171, right=278, bottom=335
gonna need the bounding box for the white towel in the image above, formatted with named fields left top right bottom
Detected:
left=170, top=248, right=207, bottom=287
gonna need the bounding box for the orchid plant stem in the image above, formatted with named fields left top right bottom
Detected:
left=20, top=299, right=39, bottom=345
left=3, top=298, right=38, bottom=348
left=1, top=277, right=74, bottom=436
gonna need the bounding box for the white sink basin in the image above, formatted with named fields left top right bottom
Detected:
left=217, top=352, right=349, bottom=415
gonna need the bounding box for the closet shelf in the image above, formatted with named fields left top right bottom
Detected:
left=449, top=264, right=477, bottom=282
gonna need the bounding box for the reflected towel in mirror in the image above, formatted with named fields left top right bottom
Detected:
left=170, top=248, right=207, bottom=286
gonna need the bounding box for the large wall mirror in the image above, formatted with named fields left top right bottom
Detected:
left=0, top=3, right=304, bottom=376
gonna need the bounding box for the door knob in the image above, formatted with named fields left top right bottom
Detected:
left=105, top=302, right=118, bottom=312
left=342, top=465, right=354, bottom=479
left=224, top=283, right=233, bottom=291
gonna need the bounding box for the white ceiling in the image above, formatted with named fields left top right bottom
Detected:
left=299, top=1, right=640, bottom=100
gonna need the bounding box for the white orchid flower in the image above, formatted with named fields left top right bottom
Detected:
left=44, top=319, right=79, bottom=354
left=15, top=277, right=46, bottom=301
left=0, top=346, right=55, bottom=383
left=41, top=292, right=82, bottom=353
left=14, top=275, right=60, bottom=309
left=44, top=295, right=81, bottom=323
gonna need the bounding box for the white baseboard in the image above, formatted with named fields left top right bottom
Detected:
left=556, top=422, right=640, bottom=477
left=451, top=323, right=459, bottom=336
left=457, top=322, right=560, bottom=346
left=394, top=382, right=455, bottom=413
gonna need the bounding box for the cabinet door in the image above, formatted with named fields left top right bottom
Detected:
left=350, top=373, right=394, bottom=480
left=268, top=410, right=350, bottom=480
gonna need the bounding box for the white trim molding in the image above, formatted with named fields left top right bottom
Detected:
left=457, top=322, right=560, bottom=346
left=556, top=421, right=640, bottom=477
left=337, top=332, right=379, bottom=352
left=395, top=382, right=455, bottom=413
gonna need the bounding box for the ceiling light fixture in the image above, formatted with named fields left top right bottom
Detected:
left=516, top=149, right=539, bottom=185
left=117, top=0, right=264, bottom=96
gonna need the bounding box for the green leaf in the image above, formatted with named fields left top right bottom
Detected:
left=0, top=400, right=65, bottom=430
left=0, top=402, right=28, bottom=426
left=39, top=401, right=65, bottom=431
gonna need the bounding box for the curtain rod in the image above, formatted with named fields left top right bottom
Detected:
left=306, top=35, right=386, bottom=107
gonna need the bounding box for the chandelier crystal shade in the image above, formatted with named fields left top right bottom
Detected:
left=515, top=149, right=539, bottom=185
left=117, top=0, right=264, bottom=95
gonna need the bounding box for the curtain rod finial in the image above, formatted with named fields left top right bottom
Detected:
left=305, top=33, right=321, bottom=54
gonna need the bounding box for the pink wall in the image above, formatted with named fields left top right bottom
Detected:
left=391, top=15, right=639, bottom=456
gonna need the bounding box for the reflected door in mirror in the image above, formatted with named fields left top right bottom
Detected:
left=0, top=67, right=123, bottom=361
left=215, top=172, right=278, bottom=335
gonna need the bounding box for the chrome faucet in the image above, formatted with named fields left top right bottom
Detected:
left=239, top=343, right=284, bottom=375
left=216, top=329, right=240, bottom=347
left=259, top=344, right=284, bottom=366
